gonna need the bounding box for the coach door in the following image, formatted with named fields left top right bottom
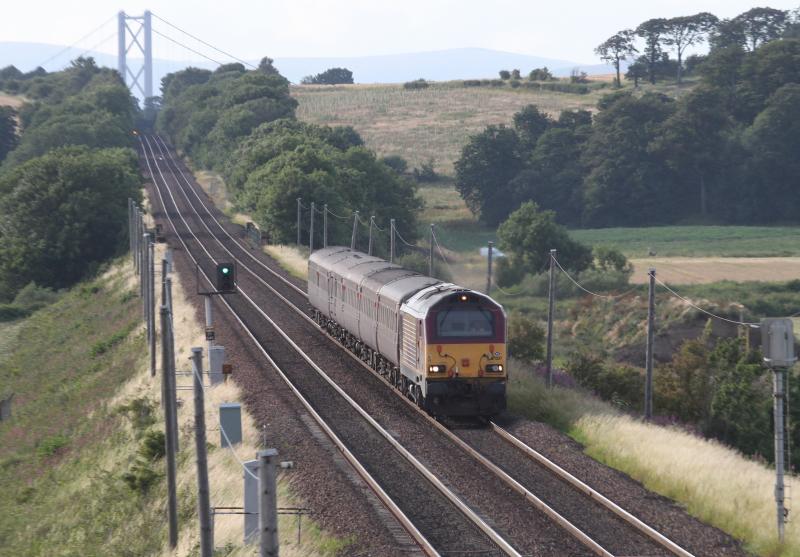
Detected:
left=327, top=273, right=335, bottom=317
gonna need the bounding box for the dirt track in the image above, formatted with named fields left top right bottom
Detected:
left=630, top=257, right=800, bottom=284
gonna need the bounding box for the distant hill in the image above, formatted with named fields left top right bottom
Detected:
left=0, top=42, right=613, bottom=94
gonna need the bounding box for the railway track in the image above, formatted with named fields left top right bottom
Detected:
left=141, top=133, right=700, bottom=557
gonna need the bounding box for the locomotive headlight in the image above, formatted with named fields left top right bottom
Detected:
left=486, top=364, right=504, bottom=373
left=428, top=364, right=446, bottom=373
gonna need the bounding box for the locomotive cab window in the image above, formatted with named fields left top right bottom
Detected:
left=435, top=308, right=494, bottom=338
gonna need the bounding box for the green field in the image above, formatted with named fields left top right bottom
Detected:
left=570, top=226, right=800, bottom=257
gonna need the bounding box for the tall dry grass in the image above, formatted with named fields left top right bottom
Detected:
left=576, top=414, right=797, bottom=557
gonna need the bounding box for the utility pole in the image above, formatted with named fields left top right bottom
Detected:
left=258, top=448, right=279, bottom=557
left=429, top=224, right=435, bottom=276
left=486, top=241, right=494, bottom=295
left=323, top=204, right=328, bottom=249
left=160, top=305, right=178, bottom=548
left=128, top=199, right=134, bottom=260
left=774, top=367, right=787, bottom=544
left=296, top=198, right=301, bottom=247
left=368, top=216, right=375, bottom=256
left=149, top=240, right=156, bottom=377
left=162, top=259, right=168, bottom=306
left=309, top=201, right=315, bottom=253
left=142, top=233, right=150, bottom=320
left=390, top=219, right=396, bottom=263
left=191, top=348, right=213, bottom=557
left=645, top=268, right=656, bottom=420
left=546, top=249, right=556, bottom=388
left=351, top=211, right=359, bottom=250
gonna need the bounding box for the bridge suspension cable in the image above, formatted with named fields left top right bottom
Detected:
left=150, top=12, right=257, bottom=69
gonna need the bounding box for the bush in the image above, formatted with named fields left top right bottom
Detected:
left=529, top=67, right=554, bottom=81
left=566, top=352, right=643, bottom=410
left=511, top=69, right=521, bottom=80
left=499, top=70, right=511, bottom=80
left=403, top=79, right=429, bottom=90
left=381, top=155, right=408, bottom=175
left=412, top=158, right=439, bottom=182
left=463, top=79, right=482, bottom=87
left=36, top=435, right=69, bottom=458
left=507, top=312, right=545, bottom=364
left=12, top=282, right=60, bottom=312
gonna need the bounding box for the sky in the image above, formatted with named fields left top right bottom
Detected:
left=3, top=0, right=798, bottom=65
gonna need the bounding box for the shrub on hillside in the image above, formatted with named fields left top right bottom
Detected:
left=507, top=312, right=545, bottom=364
left=403, top=78, right=429, bottom=90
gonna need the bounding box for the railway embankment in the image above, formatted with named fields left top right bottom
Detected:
left=0, top=255, right=349, bottom=556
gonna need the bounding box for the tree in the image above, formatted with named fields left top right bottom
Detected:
left=662, top=13, right=719, bottom=83
left=733, top=7, right=788, bottom=51
left=497, top=201, right=593, bottom=281
left=582, top=92, right=677, bottom=226
left=454, top=125, right=524, bottom=226
left=595, top=30, right=638, bottom=87
left=257, top=56, right=281, bottom=76
left=0, top=147, right=141, bottom=299
left=499, top=70, right=511, bottom=80
left=636, top=18, right=668, bottom=84
left=510, top=69, right=521, bottom=80
left=0, top=106, right=18, bottom=162
left=743, top=83, right=800, bottom=221
left=302, top=67, right=354, bottom=85
left=512, top=104, right=553, bottom=149
left=528, top=67, right=553, bottom=81
left=625, top=57, right=648, bottom=87
left=649, top=86, right=732, bottom=218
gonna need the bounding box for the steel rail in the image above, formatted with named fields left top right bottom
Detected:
left=152, top=135, right=306, bottom=298
left=141, top=136, right=513, bottom=557
left=491, top=423, right=695, bottom=557
left=147, top=135, right=694, bottom=557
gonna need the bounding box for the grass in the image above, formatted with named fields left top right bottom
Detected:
left=577, top=415, right=798, bottom=557
left=0, top=249, right=348, bottom=556
left=571, top=226, right=800, bottom=258
left=508, top=361, right=798, bottom=556
left=293, top=81, right=607, bottom=175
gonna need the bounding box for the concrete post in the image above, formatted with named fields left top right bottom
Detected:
left=368, top=216, right=375, bottom=256
left=296, top=198, right=301, bottom=247
left=390, top=219, right=396, bottom=263
left=309, top=201, right=315, bottom=253
left=486, top=241, right=494, bottom=295
left=258, top=449, right=279, bottom=557
left=323, top=204, right=328, bottom=249
left=149, top=240, right=156, bottom=377
left=645, top=268, right=656, bottom=420
left=351, top=211, right=359, bottom=250
left=160, top=306, right=178, bottom=548
left=142, top=233, right=150, bottom=322
left=546, top=249, right=556, bottom=388
left=428, top=224, right=435, bottom=276
left=192, top=348, right=213, bottom=557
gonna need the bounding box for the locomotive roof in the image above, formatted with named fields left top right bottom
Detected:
left=403, top=283, right=503, bottom=317
left=308, top=246, right=441, bottom=305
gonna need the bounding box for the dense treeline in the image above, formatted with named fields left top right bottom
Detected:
left=0, top=58, right=140, bottom=301
left=157, top=59, right=421, bottom=248
left=457, top=8, right=800, bottom=228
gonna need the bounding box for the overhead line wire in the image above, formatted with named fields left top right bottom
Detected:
left=553, top=256, right=639, bottom=300
left=654, top=277, right=760, bottom=327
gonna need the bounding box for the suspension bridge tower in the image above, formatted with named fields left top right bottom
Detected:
left=117, top=10, right=153, bottom=98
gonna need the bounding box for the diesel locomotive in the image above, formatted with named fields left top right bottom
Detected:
left=308, top=247, right=507, bottom=416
